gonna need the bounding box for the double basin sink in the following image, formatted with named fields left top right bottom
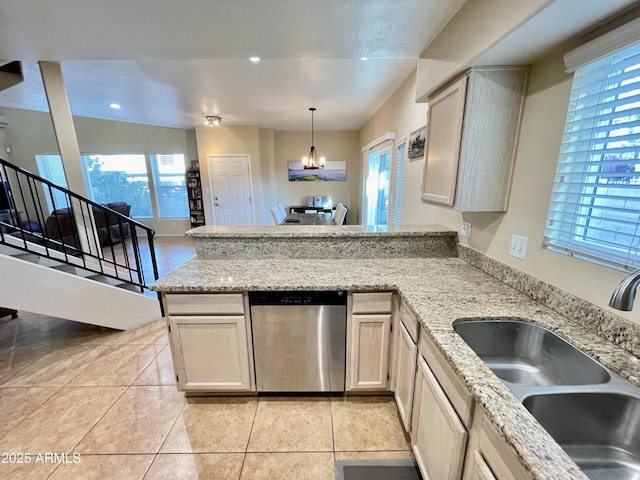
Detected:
left=453, top=319, right=640, bottom=480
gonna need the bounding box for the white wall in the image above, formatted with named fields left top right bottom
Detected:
left=360, top=71, right=434, bottom=225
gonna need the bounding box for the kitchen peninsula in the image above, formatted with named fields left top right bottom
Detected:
left=150, top=224, right=640, bottom=480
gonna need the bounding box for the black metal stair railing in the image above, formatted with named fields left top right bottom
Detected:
left=0, top=158, right=162, bottom=314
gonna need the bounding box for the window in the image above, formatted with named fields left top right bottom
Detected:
left=364, top=146, right=392, bottom=226
left=35, top=154, right=70, bottom=212
left=81, top=154, right=152, bottom=218
left=544, top=40, right=640, bottom=271
left=149, top=154, right=189, bottom=219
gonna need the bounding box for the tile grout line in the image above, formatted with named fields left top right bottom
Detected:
left=330, top=398, right=336, bottom=464
left=65, top=384, right=131, bottom=457
left=154, top=397, right=188, bottom=455
left=0, top=385, right=64, bottom=443
left=50, top=343, right=118, bottom=388
left=237, top=396, right=260, bottom=479
left=139, top=395, right=189, bottom=480
left=130, top=344, right=170, bottom=387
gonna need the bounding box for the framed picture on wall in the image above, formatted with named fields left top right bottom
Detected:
left=408, top=126, right=426, bottom=159
left=287, top=160, right=346, bottom=181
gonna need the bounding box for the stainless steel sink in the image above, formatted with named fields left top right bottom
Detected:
left=453, top=318, right=640, bottom=480
left=452, top=319, right=610, bottom=386
left=523, top=392, right=640, bottom=480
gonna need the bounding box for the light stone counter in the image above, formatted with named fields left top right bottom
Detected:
left=187, top=224, right=459, bottom=259
left=151, top=253, right=640, bottom=480
left=186, top=223, right=456, bottom=238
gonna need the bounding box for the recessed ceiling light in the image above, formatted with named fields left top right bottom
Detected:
left=110, top=103, right=121, bottom=109
left=205, top=115, right=222, bottom=126
left=360, top=57, right=368, bottom=61
left=249, top=57, right=260, bottom=63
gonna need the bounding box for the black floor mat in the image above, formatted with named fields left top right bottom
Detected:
left=335, top=459, right=422, bottom=480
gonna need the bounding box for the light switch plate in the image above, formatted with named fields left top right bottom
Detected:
left=510, top=234, right=528, bottom=260
left=461, top=221, right=472, bottom=238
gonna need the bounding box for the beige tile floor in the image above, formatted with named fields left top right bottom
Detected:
left=0, top=236, right=413, bottom=479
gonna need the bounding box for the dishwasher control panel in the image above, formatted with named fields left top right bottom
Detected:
left=249, top=290, right=346, bottom=306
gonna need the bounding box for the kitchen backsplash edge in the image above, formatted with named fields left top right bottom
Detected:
left=457, top=244, right=640, bottom=357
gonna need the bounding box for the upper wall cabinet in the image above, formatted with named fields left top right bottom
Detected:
left=421, top=67, right=529, bottom=212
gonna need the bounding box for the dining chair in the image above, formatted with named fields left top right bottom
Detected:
left=271, top=206, right=285, bottom=224
left=334, top=204, right=347, bottom=225
left=277, top=203, right=287, bottom=218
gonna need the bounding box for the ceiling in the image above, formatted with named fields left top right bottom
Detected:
left=0, top=0, right=468, bottom=131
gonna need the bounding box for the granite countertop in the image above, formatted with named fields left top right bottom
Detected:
left=186, top=223, right=455, bottom=238
left=151, top=256, right=640, bottom=480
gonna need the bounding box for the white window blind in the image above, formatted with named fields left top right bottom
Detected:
left=35, top=154, right=70, bottom=212
left=543, top=40, right=640, bottom=272
left=394, top=142, right=405, bottom=226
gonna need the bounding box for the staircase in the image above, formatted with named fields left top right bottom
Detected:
left=0, top=158, right=163, bottom=330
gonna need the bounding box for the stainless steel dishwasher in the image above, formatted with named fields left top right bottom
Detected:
left=249, top=290, right=347, bottom=392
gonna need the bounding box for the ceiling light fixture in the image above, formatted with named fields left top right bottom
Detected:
left=110, top=103, right=121, bottom=109
left=302, top=107, right=325, bottom=170
left=249, top=57, right=261, bottom=63
left=205, top=115, right=222, bottom=126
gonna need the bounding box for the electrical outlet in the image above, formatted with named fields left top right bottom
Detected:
left=461, top=221, right=472, bottom=238
left=510, top=234, right=528, bottom=260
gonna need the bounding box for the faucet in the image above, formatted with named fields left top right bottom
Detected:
left=609, top=267, right=640, bottom=311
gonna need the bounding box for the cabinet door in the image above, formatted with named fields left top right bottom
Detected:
left=465, top=451, right=498, bottom=480
left=421, top=74, right=468, bottom=206
left=394, top=322, right=418, bottom=431
left=412, top=355, right=467, bottom=480
left=169, top=315, right=253, bottom=392
left=463, top=409, right=532, bottom=480
left=347, top=313, right=392, bottom=391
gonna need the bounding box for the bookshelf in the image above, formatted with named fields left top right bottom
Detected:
left=186, top=164, right=205, bottom=228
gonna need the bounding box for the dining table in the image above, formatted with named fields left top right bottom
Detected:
left=280, top=212, right=336, bottom=225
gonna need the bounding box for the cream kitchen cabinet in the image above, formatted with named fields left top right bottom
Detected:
left=411, top=329, right=475, bottom=480
left=421, top=67, right=529, bottom=212
left=393, top=299, right=419, bottom=431
left=164, top=293, right=255, bottom=393
left=346, top=292, right=393, bottom=391
left=462, top=408, right=532, bottom=480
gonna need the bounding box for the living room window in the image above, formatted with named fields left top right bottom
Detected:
left=81, top=153, right=153, bottom=218
left=35, top=154, right=69, bottom=212
left=543, top=34, right=640, bottom=271
left=149, top=154, right=189, bottom=219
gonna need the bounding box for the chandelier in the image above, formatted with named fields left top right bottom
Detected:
left=302, top=107, right=325, bottom=169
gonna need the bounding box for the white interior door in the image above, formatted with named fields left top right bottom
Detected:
left=208, top=155, right=254, bottom=226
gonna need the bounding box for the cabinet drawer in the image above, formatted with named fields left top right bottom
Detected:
left=419, top=331, right=474, bottom=428
left=352, top=292, right=393, bottom=314
left=399, top=299, right=419, bottom=343
left=164, top=293, right=245, bottom=315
